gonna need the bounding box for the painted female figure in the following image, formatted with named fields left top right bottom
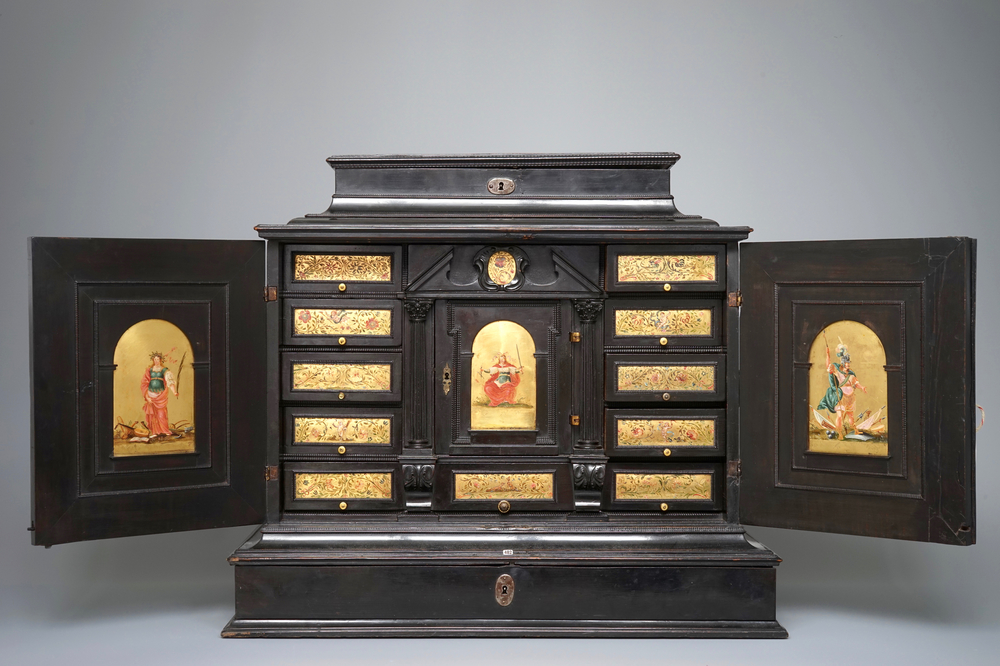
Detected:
left=817, top=342, right=867, bottom=436
left=141, top=352, right=178, bottom=437
left=480, top=352, right=522, bottom=407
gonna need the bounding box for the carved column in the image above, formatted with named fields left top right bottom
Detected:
left=404, top=299, right=434, bottom=449
left=572, top=299, right=603, bottom=449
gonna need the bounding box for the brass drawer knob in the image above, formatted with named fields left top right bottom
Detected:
left=663, top=448, right=672, bottom=456
left=337, top=445, right=346, bottom=455
left=338, top=336, right=347, bottom=345
left=660, top=502, right=669, bottom=512
left=659, top=337, right=668, bottom=346
left=339, top=501, right=348, bottom=511
left=338, top=392, right=346, bottom=400
left=338, top=283, right=347, bottom=292
left=662, top=392, right=671, bottom=401
left=498, top=500, right=511, bottom=514
left=662, top=283, right=672, bottom=292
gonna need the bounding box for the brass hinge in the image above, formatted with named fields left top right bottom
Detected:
left=570, top=415, right=581, bottom=426
left=728, top=291, right=742, bottom=307
left=727, top=460, right=741, bottom=478
left=570, top=331, right=581, bottom=343
left=265, top=465, right=279, bottom=481
left=264, top=286, right=278, bottom=302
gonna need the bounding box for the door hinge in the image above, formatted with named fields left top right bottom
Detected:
left=264, top=286, right=278, bottom=302
left=728, top=291, right=742, bottom=307
left=265, top=465, right=279, bottom=481
left=727, top=460, right=741, bottom=478
left=570, top=414, right=581, bottom=426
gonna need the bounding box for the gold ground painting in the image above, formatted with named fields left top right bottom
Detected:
left=113, top=319, right=195, bottom=457
left=808, top=320, right=888, bottom=456
left=470, top=320, right=536, bottom=430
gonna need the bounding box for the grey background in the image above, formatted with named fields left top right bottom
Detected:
left=1, top=1, right=997, bottom=663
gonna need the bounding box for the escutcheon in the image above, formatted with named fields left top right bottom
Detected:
left=495, top=574, right=515, bottom=606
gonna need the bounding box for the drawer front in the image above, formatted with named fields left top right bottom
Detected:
left=605, top=409, right=726, bottom=459
left=284, top=462, right=404, bottom=512
left=605, top=353, right=726, bottom=403
left=606, top=245, right=726, bottom=293
left=283, top=298, right=402, bottom=347
left=432, top=462, right=574, bottom=513
left=284, top=244, right=403, bottom=294
left=284, top=407, right=402, bottom=458
left=602, top=463, right=723, bottom=512
left=282, top=352, right=402, bottom=403
left=604, top=298, right=723, bottom=349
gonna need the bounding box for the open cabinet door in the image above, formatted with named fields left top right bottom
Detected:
left=30, top=238, right=267, bottom=546
left=739, top=238, right=975, bottom=545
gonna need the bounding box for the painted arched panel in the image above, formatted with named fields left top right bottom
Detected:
left=471, top=320, right=536, bottom=430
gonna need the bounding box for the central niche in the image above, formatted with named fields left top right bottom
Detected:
left=470, top=320, right=537, bottom=430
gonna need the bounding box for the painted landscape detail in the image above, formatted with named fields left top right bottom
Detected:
left=615, top=309, right=713, bottom=337
left=454, top=473, right=554, bottom=500
left=617, top=365, right=716, bottom=392
left=471, top=320, right=536, bottom=430
left=294, top=472, right=393, bottom=499
left=617, top=419, right=715, bottom=447
left=809, top=320, right=889, bottom=456
left=617, top=255, right=716, bottom=283
left=615, top=473, right=713, bottom=501
left=293, top=308, right=392, bottom=336
left=113, top=319, right=196, bottom=457
left=292, top=363, right=392, bottom=391
left=487, top=250, right=517, bottom=286
left=293, top=254, right=392, bottom=282
left=294, top=417, right=392, bottom=445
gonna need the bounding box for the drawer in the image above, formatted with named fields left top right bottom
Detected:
left=284, top=407, right=402, bottom=457
left=284, top=244, right=402, bottom=294
left=283, top=298, right=402, bottom=347
left=602, top=463, right=723, bottom=512
left=282, top=352, right=402, bottom=403
left=605, top=408, right=726, bottom=459
left=605, top=353, right=726, bottom=403
left=606, top=245, right=726, bottom=293
left=604, top=298, right=723, bottom=348
left=284, top=462, right=404, bottom=512
left=431, top=461, right=574, bottom=513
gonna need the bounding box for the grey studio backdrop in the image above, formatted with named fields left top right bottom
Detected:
left=1, top=1, right=997, bottom=664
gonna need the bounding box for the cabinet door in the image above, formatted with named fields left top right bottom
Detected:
left=739, top=238, right=976, bottom=545
left=30, top=238, right=267, bottom=546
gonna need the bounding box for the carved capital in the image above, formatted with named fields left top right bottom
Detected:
left=572, top=299, right=603, bottom=323
left=404, top=299, right=434, bottom=322
left=403, top=464, right=435, bottom=491
left=572, top=463, right=605, bottom=490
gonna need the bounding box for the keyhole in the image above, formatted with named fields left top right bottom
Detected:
left=497, top=182, right=504, bottom=191
left=501, top=585, right=508, bottom=594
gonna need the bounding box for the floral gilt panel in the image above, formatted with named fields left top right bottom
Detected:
left=294, top=417, right=392, bottom=445
left=614, top=473, right=713, bottom=501
left=294, top=472, right=393, bottom=499
left=616, top=365, right=716, bottom=392
left=293, top=308, right=392, bottom=336
left=617, top=255, right=716, bottom=283
left=616, top=419, right=716, bottom=447
left=293, top=254, right=392, bottom=282
left=614, top=309, right=713, bottom=337
left=454, top=473, right=554, bottom=500
left=292, top=363, right=392, bottom=392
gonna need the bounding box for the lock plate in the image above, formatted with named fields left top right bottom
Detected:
left=495, top=573, right=515, bottom=606
left=487, top=177, right=516, bottom=195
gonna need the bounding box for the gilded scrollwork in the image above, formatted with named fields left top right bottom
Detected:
left=293, top=417, right=392, bottom=445
left=293, top=308, right=392, bottom=336
left=292, top=363, right=392, bottom=392
left=293, top=254, right=392, bottom=282
left=616, top=365, right=716, bottom=392
left=617, top=254, right=716, bottom=283
left=614, top=473, right=713, bottom=501
left=616, top=419, right=715, bottom=447
left=614, top=309, right=712, bottom=337
left=454, top=473, right=554, bottom=500
left=294, top=472, right=393, bottom=499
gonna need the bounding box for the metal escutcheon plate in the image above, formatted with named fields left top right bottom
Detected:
left=495, top=573, right=515, bottom=606
left=487, top=177, right=516, bottom=195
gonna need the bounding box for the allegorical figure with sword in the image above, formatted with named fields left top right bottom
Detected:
left=479, top=348, right=523, bottom=407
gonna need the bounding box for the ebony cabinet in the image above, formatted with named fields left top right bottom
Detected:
left=29, top=153, right=977, bottom=637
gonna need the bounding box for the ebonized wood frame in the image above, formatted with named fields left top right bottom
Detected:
left=431, top=461, right=575, bottom=512
left=30, top=238, right=266, bottom=546
left=604, top=408, right=727, bottom=460
left=739, top=237, right=976, bottom=545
